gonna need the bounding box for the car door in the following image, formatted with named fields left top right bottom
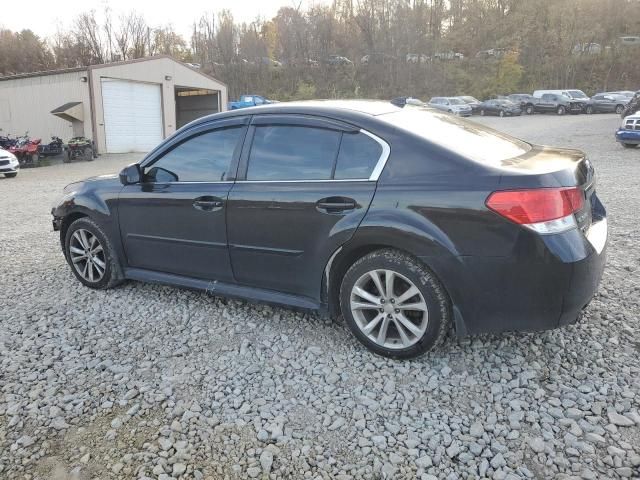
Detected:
left=118, top=117, right=248, bottom=281
left=226, top=115, right=387, bottom=301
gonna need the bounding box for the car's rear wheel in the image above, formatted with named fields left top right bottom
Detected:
left=480, top=109, right=485, bottom=116
left=340, top=249, right=450, bottom=359
left=615, top=105, right=625, bottom=115
left=585, top=105, right=594, bottom=114
left=557, top=106, right=566, bottom=115
left=64, top=217, right=123, bottom=289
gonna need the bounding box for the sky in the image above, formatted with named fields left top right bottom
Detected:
left=3, top=0, right=326, bottom=40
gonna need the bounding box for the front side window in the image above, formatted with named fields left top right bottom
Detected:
left=247, top=125, right=341, bottom=180
left=145, top=127, right=242, bottom=183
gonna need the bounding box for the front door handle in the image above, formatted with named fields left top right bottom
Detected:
left=193, top=196, right=224, bottom=211
left=316, top=196, right=357, bottom=214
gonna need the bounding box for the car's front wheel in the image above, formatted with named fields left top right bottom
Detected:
left=340, top=249, right=450, bottom=359
left=557, top=105, right=566, bottom=115
left=615, top=105, right=625, bottom=115
left=64, top=217, right=123, bottom=289
left=525, top=105, right=534, bottom=115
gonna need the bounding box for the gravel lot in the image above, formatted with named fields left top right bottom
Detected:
left=1, top=113, right=639, bottom=480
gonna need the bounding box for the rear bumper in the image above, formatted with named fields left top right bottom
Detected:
left=616, top=129, right=640, bottom=144
left=424, top=213, right=608, bottom=337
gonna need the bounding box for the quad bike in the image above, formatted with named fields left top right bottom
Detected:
left=0, top=132, right=17, bottom=149
left=65, top=137, right=96, bottom=162
left=38, top=136, right=64, bottom=157
left=8, top=134, right=42, bottom=167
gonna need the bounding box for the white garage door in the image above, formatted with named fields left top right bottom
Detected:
left=101, top=78, right=163, bottom=153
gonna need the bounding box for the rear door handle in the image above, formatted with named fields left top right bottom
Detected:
left=193, top=196, right=224, bottom=211
left=316, top=196, right=357, bottom=214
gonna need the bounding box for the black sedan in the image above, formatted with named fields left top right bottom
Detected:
left=51, top=101, right=607, bottom=359
left=585, top=93, right=629, bottom=115
left=478, top=99, right=522, bottom=117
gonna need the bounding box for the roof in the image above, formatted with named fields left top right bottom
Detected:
left=234, top=100, right=401, bottom=116
left=0, top=55, right=227, bottom=88
left=0, top=66, right=86, bottom=82
left=51, top=102, right=82, bottom=114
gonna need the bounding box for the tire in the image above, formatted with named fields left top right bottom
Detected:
left=31, top=153, right=39, bottom=166
left=557, top=105, right=566, bottom=115
left=64, top=151, right=71, bottom=163
left=499, top=110, right=505, bottom=117
left=83, top=147, right=94, bottom=161
left=480, top=109, right=485, bottom=116
left=339, top=249, right=451, bottom=359
left=622, top=143, right=638, bottom=149
left=64, top=217, right=124, bottom=289
left=4, top=172, right=17, bottom=178
left=615, top=105, right=624, bottom=115
left=525, top=105, right=534, bottom=115
left=585, top=105, right=594, bottom=114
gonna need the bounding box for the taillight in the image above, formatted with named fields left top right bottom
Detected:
left=486, top=187, right=584, bottom=234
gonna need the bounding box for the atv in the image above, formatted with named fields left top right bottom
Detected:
left=38, top=136, right=64, bottom=157
left=65, top=137, right=96, bottom=162
left=8, top=134, right=41, bottom=167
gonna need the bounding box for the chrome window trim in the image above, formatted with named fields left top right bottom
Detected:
left=236, top=128, right=390, bottom=184
left=363, top=129, right=391, bottom=181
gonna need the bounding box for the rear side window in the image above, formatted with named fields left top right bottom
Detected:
left=334, top=132, right=382, bottom=179
left=247, top=125, right=341, bottom=180
left=146, top=127, right=242, bottom=182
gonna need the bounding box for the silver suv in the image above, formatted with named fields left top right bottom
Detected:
left=428, top=97, right=473, bottom=116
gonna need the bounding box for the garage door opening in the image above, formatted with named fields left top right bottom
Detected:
left=175, top=88, right=220, bottom=129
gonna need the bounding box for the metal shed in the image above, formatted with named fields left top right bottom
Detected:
left=0, top=56, right=228, bottom=154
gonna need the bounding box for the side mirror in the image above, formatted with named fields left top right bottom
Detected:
left=119, top=163, right=141, bottom=185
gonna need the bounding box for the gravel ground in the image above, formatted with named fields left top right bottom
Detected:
left=1, top=113, right=639, bottom=480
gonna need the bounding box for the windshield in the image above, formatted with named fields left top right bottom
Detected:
left=567, top=90, right=588, bottom=99
left=448, top=98, right=465, bottom=105
left=379, top=108, right=530, bottom=164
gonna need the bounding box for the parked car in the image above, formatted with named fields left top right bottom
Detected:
left=524, top=93, right=584, bottom=115
left=572, top=43, right=602, bottom=55
left=616, top=112, right=640, bottom=148
left=361, top=53, right=396, bottom=65
left=390, top=97, right=425, bottom=108
left=478, top=99, right=522, bottom=117
left=433, top=51, right=464, bottom=60
left=325, top=55, right=353, bottom=66
left=457, top=96, right=482, bottom=114
left=51, top=100, right=608, bottom=359
left=428, top=97, right=473, bottom=116
left=609, top=91, right=635, bottom=99
left=585, top=93, right=629, bottom=115
left=406, top=53, right=430, bottom=64
left=0, top=147, right=20, bottom=178
left=533, top=89, right=590, bottom=112
left=228, top=95, right=275, bottom=110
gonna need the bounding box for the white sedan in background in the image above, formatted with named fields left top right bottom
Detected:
left=0, top=148, right=20, bottom=178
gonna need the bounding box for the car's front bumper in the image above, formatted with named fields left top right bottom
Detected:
left=0, top=162, right=20, bottom=174
left=615, top=129, right=640, bottom=145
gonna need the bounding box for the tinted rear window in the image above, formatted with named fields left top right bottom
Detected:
left=379, top=108, right=530, bottom=164
left=334, top=132, right=382, bottom=179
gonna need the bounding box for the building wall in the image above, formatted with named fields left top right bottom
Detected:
left=0, top=71, right=92, bottom=143
left=90, top=57, right=228, bottom=153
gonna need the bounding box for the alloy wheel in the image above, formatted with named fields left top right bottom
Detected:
left=350, top=269, right=429, bottom=349
left=69, top=229, right=106, bottom=282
